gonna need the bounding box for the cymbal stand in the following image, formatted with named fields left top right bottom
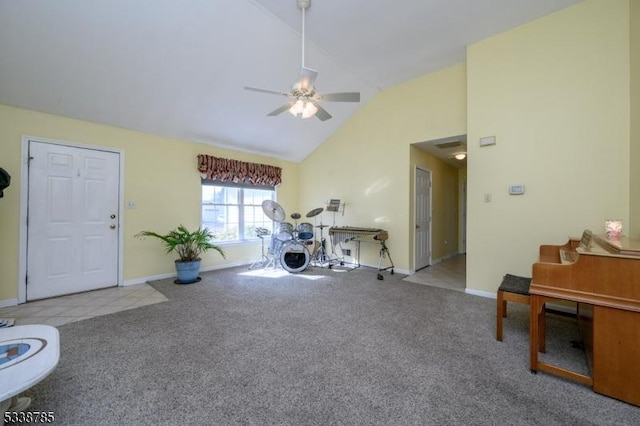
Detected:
left=311, top=224, right=331, bottom=267
left=264, top=238, right=278, bottom=269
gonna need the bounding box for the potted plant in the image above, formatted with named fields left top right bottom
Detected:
left=135, top=225, right=225, bottom=284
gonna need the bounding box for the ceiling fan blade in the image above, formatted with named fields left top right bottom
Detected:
left=310, top=101, right=332, bottom=121
left=267, top=102, right=295, bottom=117
left=318, top=92, right=361, bottom=102
left=299, top=66, right=318, bottom=91
left=244, top=86, right=291, bottom=97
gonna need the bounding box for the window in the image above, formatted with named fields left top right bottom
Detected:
left=201, top=182, right=275, bottom=243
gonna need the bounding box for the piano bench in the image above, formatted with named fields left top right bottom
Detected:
left=496, top=274, right=531, bottom=341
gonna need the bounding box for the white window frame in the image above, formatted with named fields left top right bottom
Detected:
left=201, top=180, right=275, bottom=244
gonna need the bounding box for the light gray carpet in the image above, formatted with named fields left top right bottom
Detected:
left=23, top=266, right=639, bottom=425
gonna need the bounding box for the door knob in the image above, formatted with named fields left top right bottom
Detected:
left=110, top=214, right=116, bottom=219
left=110, top=224, right=116, bottom=229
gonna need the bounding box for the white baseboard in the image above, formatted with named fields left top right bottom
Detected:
left=123, top=260, right=254, bottom=286
left=200, top=260, right=252, bottom=273
left=123, top=273, right=174, bottom=286
left=465, top=288, right=495, bottom=299
left=0, top=298, right=18, bottom=308
left=464, top=289, right=577, bottom=315
left=351, top=261, right=408, bottom=276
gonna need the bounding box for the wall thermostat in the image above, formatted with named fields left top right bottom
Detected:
left=509, top=185, right=525, bottom=195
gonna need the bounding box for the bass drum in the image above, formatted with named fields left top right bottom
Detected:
left=279, top=241, right=310, bottom=273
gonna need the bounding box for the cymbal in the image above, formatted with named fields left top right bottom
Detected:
left=261, top=200, right=285, bottom=222
left=306, top=207, right=324, bottom=218
left=290, top=212, right=301, bottom=220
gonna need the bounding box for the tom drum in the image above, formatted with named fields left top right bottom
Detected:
left=297, top=222, right=314, bottom=240
left=279, top=241, right=310, bottom=273
left=275, top=222, right=294, bottom=241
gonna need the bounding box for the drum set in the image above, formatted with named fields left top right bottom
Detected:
left=250, top=200, right=329, bottom=273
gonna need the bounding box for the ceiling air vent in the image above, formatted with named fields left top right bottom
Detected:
left=435, top=141, right=462, bottom=149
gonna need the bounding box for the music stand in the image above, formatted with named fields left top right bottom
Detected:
left=249, top=227, right=271, bottom=270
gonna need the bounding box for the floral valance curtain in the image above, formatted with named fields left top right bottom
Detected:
left=197, top=154, right=282, bottom=187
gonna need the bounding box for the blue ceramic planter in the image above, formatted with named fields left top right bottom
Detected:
left=175, top=260, right=201, bottom=284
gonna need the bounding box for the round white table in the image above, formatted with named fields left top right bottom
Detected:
left=0, top=325, right=60, bottom=424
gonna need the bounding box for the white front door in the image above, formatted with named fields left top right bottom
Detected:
left=415, top=167, right=431, bottom=270
left=26, top=141, right=120, bottom=300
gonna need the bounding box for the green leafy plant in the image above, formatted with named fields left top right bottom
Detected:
left=135, top=225, right=225, bottom=262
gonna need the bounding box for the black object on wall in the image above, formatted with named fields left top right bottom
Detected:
left=0, top=167, right=11, bottom=198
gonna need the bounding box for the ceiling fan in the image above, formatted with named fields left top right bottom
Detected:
left=244, top=0, right=360, bottom=121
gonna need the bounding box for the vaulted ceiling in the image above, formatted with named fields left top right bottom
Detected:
left=0, top=0, right=581, bottom=162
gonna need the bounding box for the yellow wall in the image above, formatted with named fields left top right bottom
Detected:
left=299, top=63, right=467, bottom=272
left=409, top=146, right=460, bottom=261
left=0, top=104, right=299, bottom=301
left=4, top=1, right=632, bottom=302
left=467, top=0, right=631, bottom=293
left=631, top=0, right=640, bottom=238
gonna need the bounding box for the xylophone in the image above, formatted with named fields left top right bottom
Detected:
left=328, top=226, right=394, bottom=279
left=328, top=226, right=388, bottom=244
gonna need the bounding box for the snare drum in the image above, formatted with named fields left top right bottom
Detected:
left=275, top=222, right=294, bottom=241
left=269, top=236, right=284, bottom=257
left=297, top=222, right=314, bottom=240
left=279, top=240, right=310, bottom=273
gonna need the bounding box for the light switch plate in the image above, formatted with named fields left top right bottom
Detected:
left=479, top=136, right=496, bottom=147
left=509, top=185, right=525, bottom=195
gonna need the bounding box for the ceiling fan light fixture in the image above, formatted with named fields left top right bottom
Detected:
left=454, top=153, right=467, bottom=160
left=244, top=0, right=359, bottom=121
left=289, top=99, right=317, bottom=119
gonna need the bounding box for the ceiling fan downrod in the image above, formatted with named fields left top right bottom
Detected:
left=244, top=0, right=359, bottom=122
left=298, top=0, right=310, bottom=68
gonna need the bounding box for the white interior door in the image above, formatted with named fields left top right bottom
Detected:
left=27, top=141, right=120, bottom=300
left=415, top=167, right=431, bottom=270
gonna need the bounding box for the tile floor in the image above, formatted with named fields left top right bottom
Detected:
left=402, top=254, right=466, bottom=291
left=0, top=283, right=167, bottom=327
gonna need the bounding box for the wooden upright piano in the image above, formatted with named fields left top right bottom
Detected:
left=530, top=231, right=640, bottom=406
